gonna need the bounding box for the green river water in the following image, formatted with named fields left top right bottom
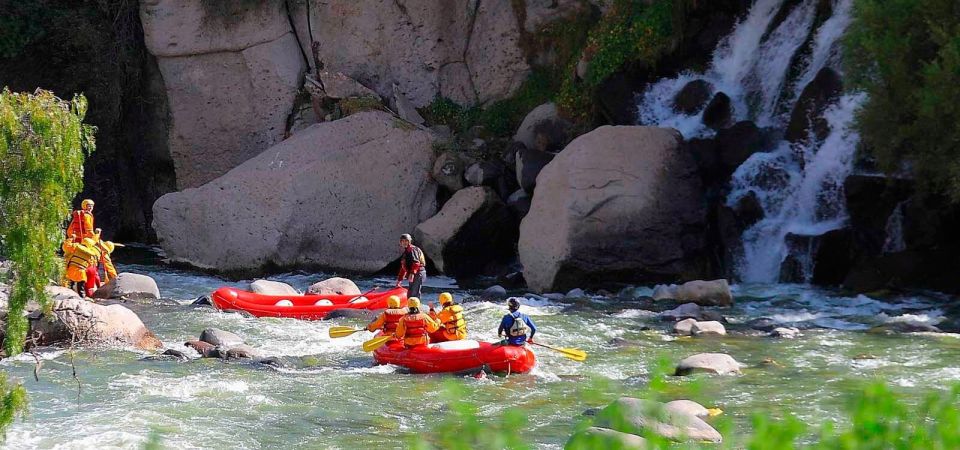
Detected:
left=3, top=250, right=960, bottom=449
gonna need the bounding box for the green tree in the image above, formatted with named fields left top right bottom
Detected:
left=0, top=88, right=95, bottom=355
left=845, top=0, right=960, bottom=200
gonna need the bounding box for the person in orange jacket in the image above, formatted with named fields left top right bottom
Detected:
left=429, top=292, right=467, bottom=343
left=66, top=199, right=96, bottom=243
left=365, top=295, right=407, bottom=339
left=394, top=297, right=440, bottom=348
left=94, top=239, right=121, bottom=283
left=62, top=236, right=102, bottom=297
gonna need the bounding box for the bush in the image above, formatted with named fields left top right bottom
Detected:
left=0, top=88, right=95, bottom=355
left=845, top=0, right=960, bottom=201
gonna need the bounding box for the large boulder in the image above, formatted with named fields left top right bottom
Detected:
left=593, top=397, right=722, bottom=443
left=152, top=111, right=437, bottom=273
left=249, top=280, right=299, bottom=296
left=93, top=273, right=161, bottom=300
left=715, top=121, right=767, bottom=174
left=514, top=103, right=573, bottom=153
left=307, top=277, right=361, bottom=296
left=140, top=0, right=306, bottom=188
left=29, top=298, right=163, bottom=351
left=288, top=0, right=532, bottom=107
left=519, top=126, right=707, bottom=292
left=652, top=280, right=733, bottom=306
left=702, top=92, right=733, bottom=130
left=691, top=321, right=727, bottom=336
left=414, top=187, right=517, bottom=276
left=675, top=353, right=742, bottom=376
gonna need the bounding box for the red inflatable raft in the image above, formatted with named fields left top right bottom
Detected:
left=210, top=286, right=407, bottom=320
left=373, top=339, right=537, bottom=374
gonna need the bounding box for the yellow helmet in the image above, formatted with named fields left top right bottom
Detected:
left=81, top=199, right=95, bottom=209
left=439, top=292, right=453, bottom=306
left=101, top=241, right=116, bottom=254
left=387, top=295, right=401, bottom=309
left=408, top=297, right=421, bottom=309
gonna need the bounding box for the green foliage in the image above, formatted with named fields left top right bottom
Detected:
left=0, top=88, right=95, bottom=355
left=0, top=372, right=27, bottom=439
left=845, top=0, right=960, bottom=201
left=338, top=96, right=387, bottom=117
left=557, top=0, right=684, bottom=122
left=410, top=358, right=960, bottom=449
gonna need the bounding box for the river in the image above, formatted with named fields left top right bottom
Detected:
left=2, top=247, right=959, bottom=449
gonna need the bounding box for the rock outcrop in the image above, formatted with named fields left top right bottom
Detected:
left=675, top=353, right=742, bottom=376
left=152, top=111, right=437, bottom=273
left=519, top=126, right=707, bottom=292
left=29, top=298, right=163, bottom=351
left=593, top=397, right=723, bottom=443
left=93, top=273, right=161, bottom=300
left=140, top=0, right=306, bottom=188
left=514, top=103, right=573, bottom=153
left=414, top=187, right=517, bottom=276
left=288, top=0, right=538, bottom=107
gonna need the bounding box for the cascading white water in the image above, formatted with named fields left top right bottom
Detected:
left=636, top=0, right=860, bottom=283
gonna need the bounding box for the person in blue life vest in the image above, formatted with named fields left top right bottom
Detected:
left=497, top=298, right=537, bottom=346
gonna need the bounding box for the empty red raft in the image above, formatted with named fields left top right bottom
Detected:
left=373, top=338, right=537, bottom=374
left=210, top=286, right=408, bottom=320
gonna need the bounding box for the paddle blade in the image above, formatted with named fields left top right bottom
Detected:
left=362, top=335, right=394, bottom=352
left=555, top=347, right=588, bottom=362
left=707, top=408, right=723, bottom=417
left=329, top=326, right=361, bottom=338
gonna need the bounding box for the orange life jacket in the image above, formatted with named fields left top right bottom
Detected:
left=401, top=313, right=431, bottom=346
left=67, top=210, right=94, bottom=242
left=63, top=242, right=101, bottom=282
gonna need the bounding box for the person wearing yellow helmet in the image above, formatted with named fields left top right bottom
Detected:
left=66, top=199, right=96, bottom=243
left=428, top=292, right=467, bottom=342
left=395, top=297, right=440, bottom=348
left=94, top=239, right=123, bottom=283
left=61, top=235, right=102, bottom=297
left=365, top=295, right=407, bottom=338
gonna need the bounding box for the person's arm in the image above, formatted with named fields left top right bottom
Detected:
left=366, top=313, right=386, bottom=332
left=526, top=315, right=537, bottom=341
left=103, top=254, right=117, bottom=282
left=395, top=318, right=406, bottom=338
left=426, top=315, right=441, bottom=333
left=497, top=315, right=509, bottom=337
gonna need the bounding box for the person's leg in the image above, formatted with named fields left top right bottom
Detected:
left=408, top=271, right=424, bottom=299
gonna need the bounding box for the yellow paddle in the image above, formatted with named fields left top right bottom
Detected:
left=531, top=342, right=587, bottom=362
left=328, top=326, right=364, bottom=338
left=362, top=335, right=395, bottom=352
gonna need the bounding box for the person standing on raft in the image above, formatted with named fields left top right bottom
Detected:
left=66, top=199, right=96, bottom=243
left=396, top=233, right=426, bottom=299
left=429, top=292, right=467, bottom=342
left=395, top=298, right=440, bottom=348
left=365, top=295, right=407, bottom=339
left=498, top=298, right=537, bottom=346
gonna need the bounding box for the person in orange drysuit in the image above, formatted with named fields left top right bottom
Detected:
left=62, top=236, right=102, bottom=297
left=66, top=199, right=96, bottom=243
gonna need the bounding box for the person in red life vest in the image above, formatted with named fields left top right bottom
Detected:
left=365, top=295, right=406, bottom=340
left=394, top=297, right=440, bottom=348
left=396, top=233, right=427, bottom=299
left=66, top=199, right=96, bottom=243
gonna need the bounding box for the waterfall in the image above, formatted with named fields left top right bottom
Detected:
left=635, top=0, right=861, bottom=283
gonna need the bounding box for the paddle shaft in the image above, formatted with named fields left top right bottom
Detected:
left=348, top=286, right=380, bottom=302
left=531, top=342, right=587, bottom=361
